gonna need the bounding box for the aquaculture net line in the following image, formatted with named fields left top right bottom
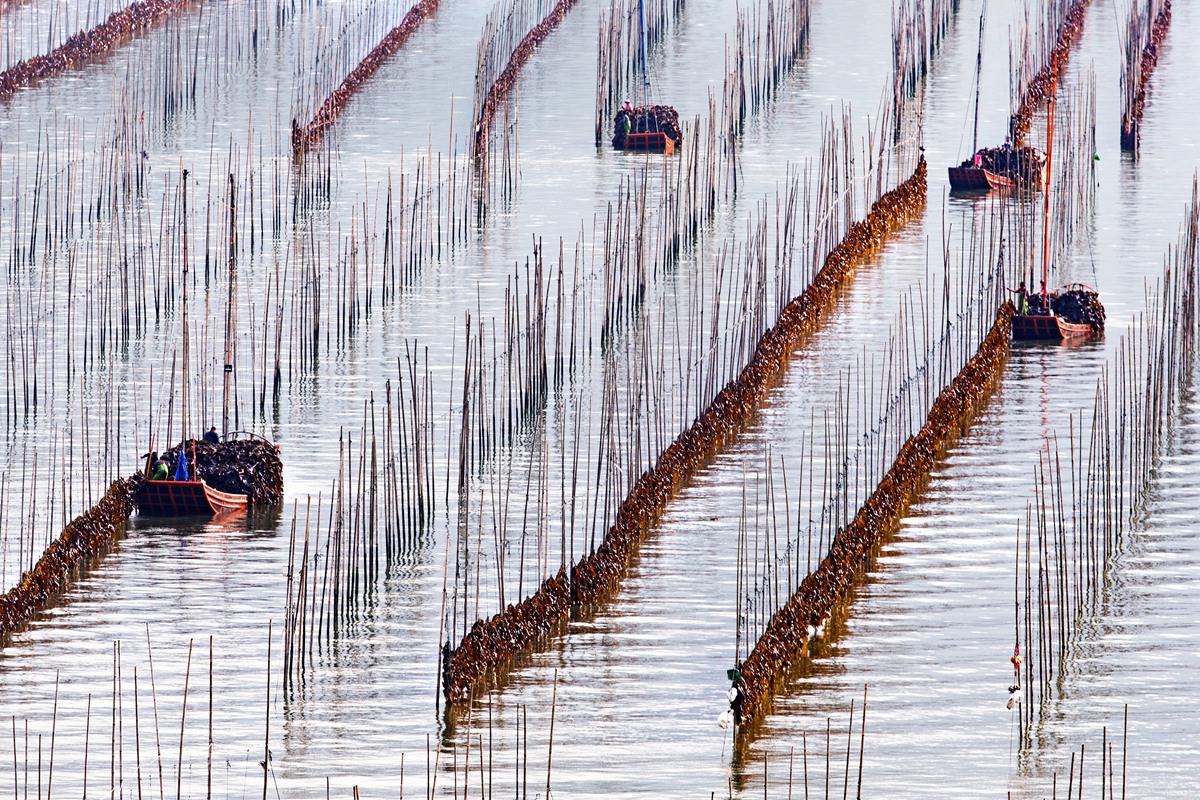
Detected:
left=0, top=475, right=142, bottom=636
left=291, top=0, right=442, bottom=153
left=440, top=158, right=928, bottom=702
left=0, top=0, right=198, bottom=101
left=732, top=302, right=1013, bottom=726
left=1008, top=0, right=1092, bottom=146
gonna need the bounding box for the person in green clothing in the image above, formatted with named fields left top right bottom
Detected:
left=150, top=454, right=168, bottom=480
left=1012, top=281, right=1030, bottom=315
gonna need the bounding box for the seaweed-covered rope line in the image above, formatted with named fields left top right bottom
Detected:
left=441, top=158, right=928, bottom=702
left=472, top=0, right=581, bottom=162
left=1009, top=0, right=1093, bottom=146
left=0, top=475, right=142, bottom=637
left=1120, top=0, right=1171, bottom=152
left=0, top=0, right=198, bottom=101
left=292, top=0, right=441, bottom=153
left=729, top=303, right=1013, bottom=727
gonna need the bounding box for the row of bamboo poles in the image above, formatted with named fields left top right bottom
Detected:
left=721, top=0, right=812, bottom=141
left=728, top=231, right=1010, bottom=727
left=1008, top=0, right=1091, bottom=145
left=439, top=113, right=925, bottom=701
left=725, top=36, right=1104, bottom=733
left=891, top=0, right=961, bottom=132
left=276, top=0, right=884, bottom=691
left=291, top=0, right=443, bottom=154
left=1013, top=178, right=1200, bottom=738
left=471, top=0, right=579, bottom=168
left=1119, top=0, right=1171, bottom=152
left=0, top=0, right=198, bottom=101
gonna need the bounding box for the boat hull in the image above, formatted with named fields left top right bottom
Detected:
left=138, top=479, right=248, bottom=516
left=618, top=132, right=676, bottom=154
left=948, top=165, right=1015, bottom=191
left=1011, top=312, right=1094, bottom=341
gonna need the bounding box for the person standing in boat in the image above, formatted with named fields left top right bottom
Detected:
left=1012, top=281, right=1029, bottom=315
left=150, top=453, right=168, bottom=480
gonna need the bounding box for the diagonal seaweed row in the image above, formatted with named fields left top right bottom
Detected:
left=442, top=158, right=928, bottom=702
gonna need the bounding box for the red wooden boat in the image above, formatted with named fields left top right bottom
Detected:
left=1011, top=310, right=1093, bottom=341
left=138, top=479, right=248, bottom=516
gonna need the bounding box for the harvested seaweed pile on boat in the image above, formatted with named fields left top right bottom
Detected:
left=160, top=438, right=284, bottom=505
left=956, top=146, right=1046, bottom=186
left=612, top=105, right=683, bottom=149
left=1051, top=286, right=1105, bottom=330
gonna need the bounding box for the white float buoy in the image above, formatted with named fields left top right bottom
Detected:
left=718, top=710, right=734, bottom=730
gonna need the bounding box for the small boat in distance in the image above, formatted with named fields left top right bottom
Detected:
left=613, top=104, right=682, bottom=154
left=947, top=0, right=1045, bottom=193
left=611, top=0, right=681, bottom=155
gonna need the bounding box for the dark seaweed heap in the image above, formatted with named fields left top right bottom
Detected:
left=958, top=146, right=1046, bottom=186
left=1051, top=286, right=1105, bottom=330
left=612, top=105, right=684, bottom=149
left=159, top=438, right=284, bottom=506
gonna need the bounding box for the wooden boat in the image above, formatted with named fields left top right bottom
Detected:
left=138, top=479, right=248, bottom=516
left=947, top=4, right=1044, bottom=194
left=610, top=0, right=680, bottom=154
left=1011, top=310, right=1093, bottom=341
